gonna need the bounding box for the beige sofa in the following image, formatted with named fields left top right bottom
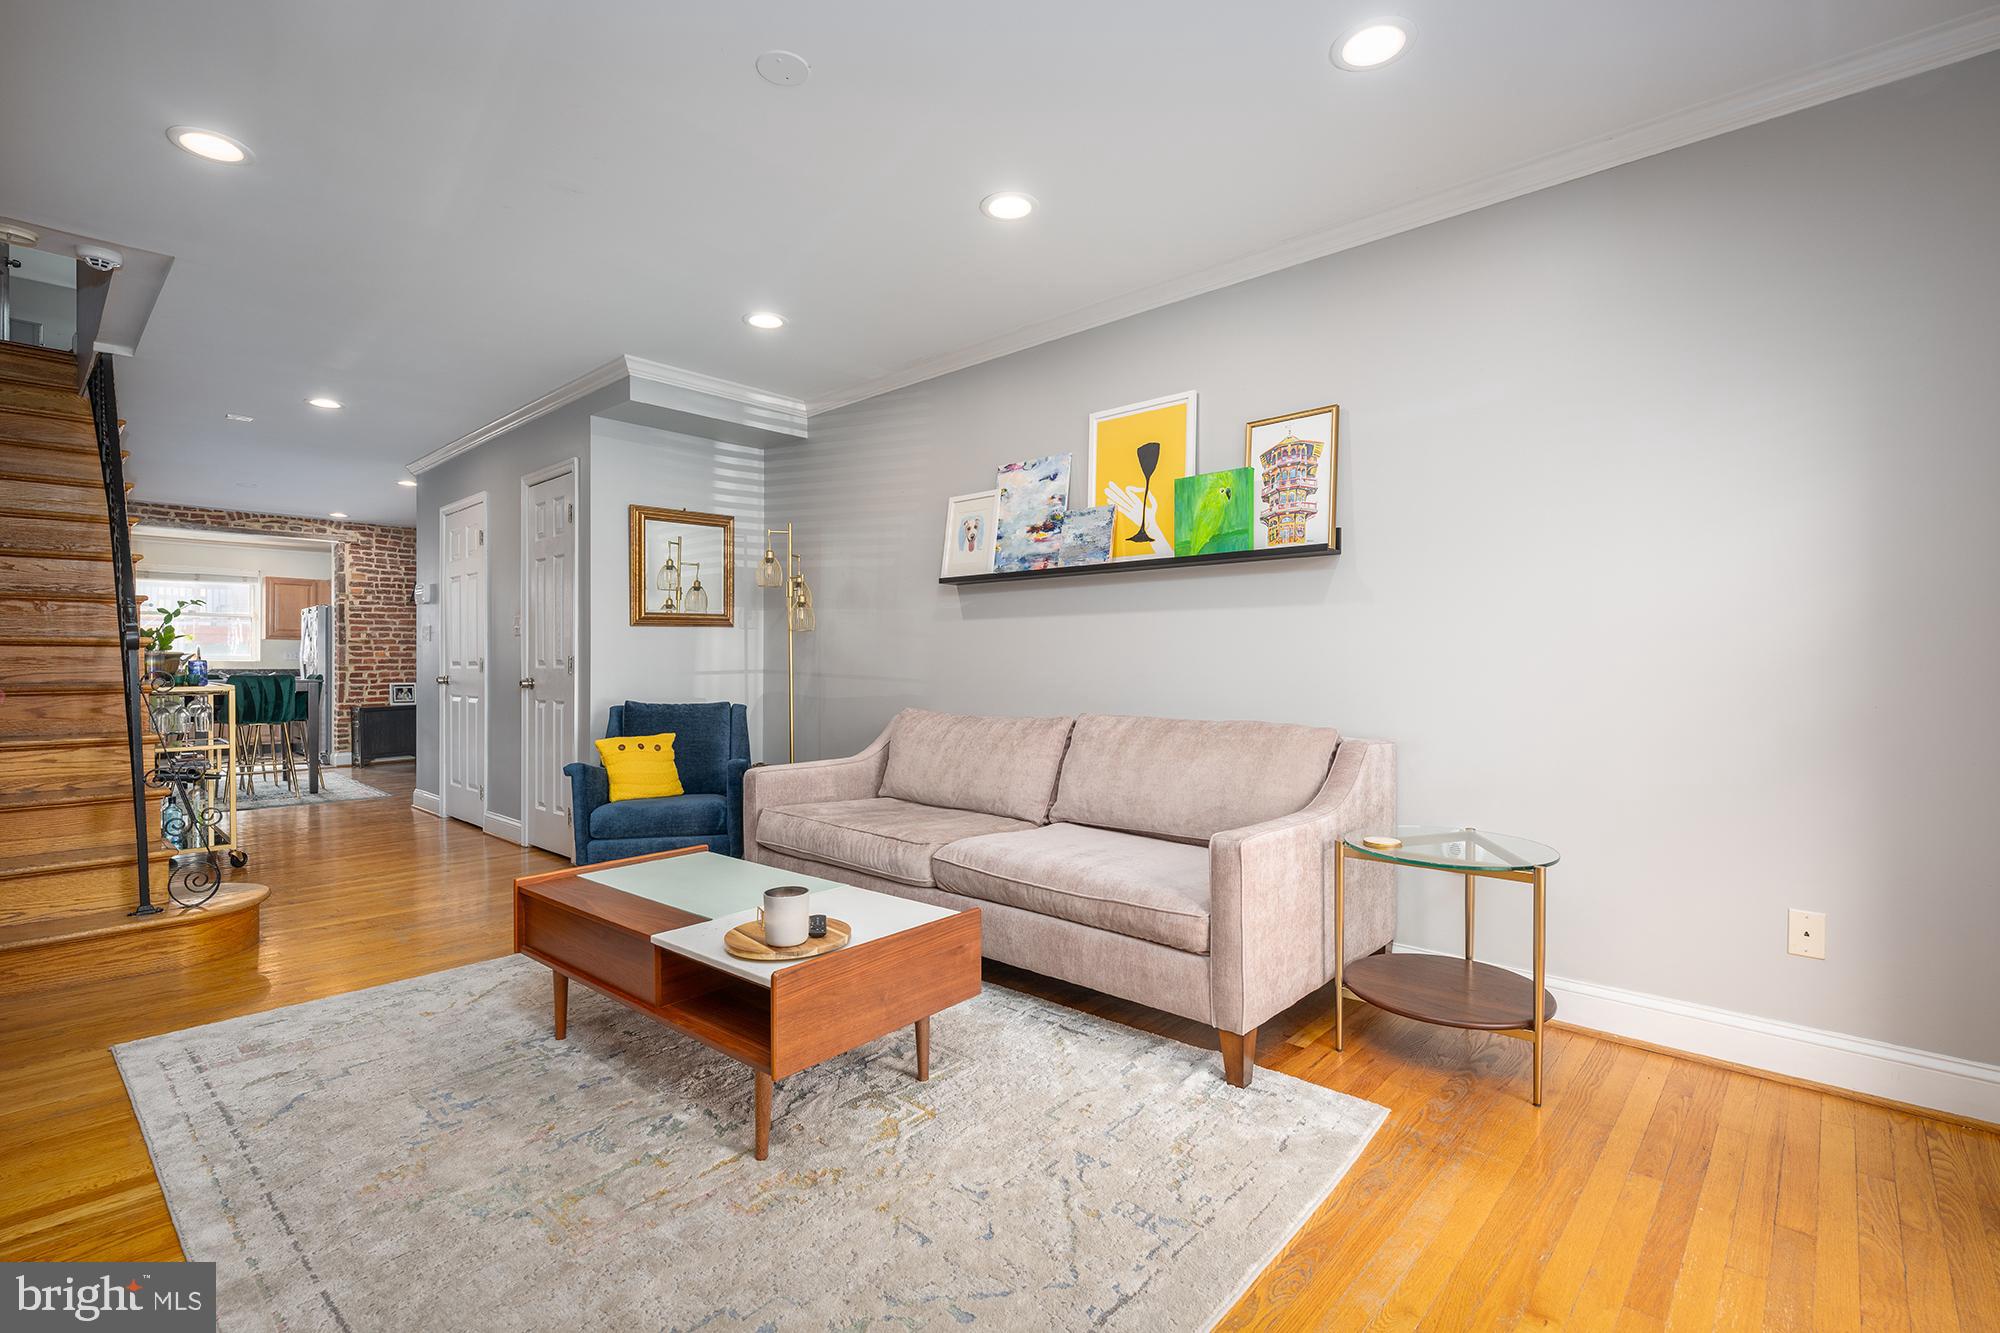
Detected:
left=742, top=709, right=1396, bottom=1086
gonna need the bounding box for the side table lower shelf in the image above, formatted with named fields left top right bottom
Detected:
left=1341, top=953, right=1557, bottom=1032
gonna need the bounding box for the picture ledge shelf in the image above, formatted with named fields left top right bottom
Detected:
left=939, top=531, right=1340, bottom=586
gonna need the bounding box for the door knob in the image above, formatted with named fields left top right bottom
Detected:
left=436, top=675, right=448, bottom=684
left=519, top=677, right=536, bottom=689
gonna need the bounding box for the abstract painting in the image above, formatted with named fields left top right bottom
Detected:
left=1245, top=405, right=1338, bottom=549
left=1173, top=467, right=1254, bottom=557
left=939, top=489, right=998, bottom=578
left=1087, top=392, right=1196, bottom=560
left=1057, top=505, right=1114, bottom=567
left=993, top=455, right=1071, bottom=573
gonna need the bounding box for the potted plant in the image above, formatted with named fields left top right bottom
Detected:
left=145, top=598, right=205, bottom=680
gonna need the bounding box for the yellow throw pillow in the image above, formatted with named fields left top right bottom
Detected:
left=595, top=732, right=683, bottom=801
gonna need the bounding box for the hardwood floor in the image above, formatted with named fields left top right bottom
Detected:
left=2, top=765, right=1995, bottom=1329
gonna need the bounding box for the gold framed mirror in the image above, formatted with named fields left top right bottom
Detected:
left=630, top=505, right=734, bottom=626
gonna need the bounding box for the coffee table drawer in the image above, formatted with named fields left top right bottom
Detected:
left=519, top=895, right=657, bottom=1004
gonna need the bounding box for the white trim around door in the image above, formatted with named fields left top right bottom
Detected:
left=519, top=458, right=581, bottom=855
left=439, top=492, right=490, bottom=830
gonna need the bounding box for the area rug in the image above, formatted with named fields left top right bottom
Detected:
left=115, top=955, right=1385, bottom=1331
left=235, top=769, right=390, bottom=810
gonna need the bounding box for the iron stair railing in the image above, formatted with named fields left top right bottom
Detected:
left=85, top=354, right=159, bottom=915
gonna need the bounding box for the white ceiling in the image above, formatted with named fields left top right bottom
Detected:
left=3, top=1, right=1996, bottom=525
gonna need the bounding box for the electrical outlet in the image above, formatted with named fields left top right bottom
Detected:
left=1788, top=909, right=1826, bottom=960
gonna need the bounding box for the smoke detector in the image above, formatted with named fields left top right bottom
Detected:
left=0, top=222, right=38, bottom=247
left=755, top=50, right=810, bottom=86
left=76, top=244, right=124, bottom=272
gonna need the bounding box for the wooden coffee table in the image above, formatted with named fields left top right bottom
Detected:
left=514, top=847, right=981, bottom=1159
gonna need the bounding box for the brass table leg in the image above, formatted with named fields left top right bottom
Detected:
left=1464, top=872, right=1476, bottom=960
left=1532, top=866, right=1547, bottom=1107
left=1333, top=841, right=1346, bottom=1052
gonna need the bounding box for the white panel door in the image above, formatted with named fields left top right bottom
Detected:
left=442, top=498, right=487, bottom=826
left=522, top=470, right=577, bottom=854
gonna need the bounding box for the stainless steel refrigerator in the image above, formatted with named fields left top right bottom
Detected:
left=299, top=604, right=335, bottom=763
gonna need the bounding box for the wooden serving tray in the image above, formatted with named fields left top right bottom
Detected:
left=724, top=917, right=852, bottom=961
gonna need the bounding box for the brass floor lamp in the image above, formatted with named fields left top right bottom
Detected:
left=756, top=522, right=816, bottom=762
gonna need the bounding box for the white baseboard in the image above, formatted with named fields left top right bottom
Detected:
left=411, top=788, right=442, bottom=816
left=482, top=812, right=526, bottom=845
left=1392, top=942, right=1999, bottom=1124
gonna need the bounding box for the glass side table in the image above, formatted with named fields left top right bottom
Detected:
left=1336, top=825, right=1560, bottom=1105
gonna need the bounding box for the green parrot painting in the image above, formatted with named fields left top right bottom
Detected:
left=1172, top=466, right=1254, bottom=557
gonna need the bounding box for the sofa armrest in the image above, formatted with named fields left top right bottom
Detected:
left=723, top=755, right=752, bottom=857
left=741, top=723, right=893, bottom=861
left=1206, top=738, right=1396, bottom=1033
left=563, top=761, right=610, bottom=865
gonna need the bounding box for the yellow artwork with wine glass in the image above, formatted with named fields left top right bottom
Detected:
left=1087, top=392, right=1196, bottom=560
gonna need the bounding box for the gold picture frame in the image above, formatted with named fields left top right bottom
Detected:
left=1244, top=404, right=1339, bottom=551
left=629, top=505, right=735, bottom=626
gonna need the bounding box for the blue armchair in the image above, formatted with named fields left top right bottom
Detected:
left=563, top=701, right=751, bottom=864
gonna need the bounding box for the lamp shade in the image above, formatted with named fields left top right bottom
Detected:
left=789, top=575, right=816, bottom=633
left=684, top=566, right=708, bottom=614
left=756, top=548, right=782, bottom=587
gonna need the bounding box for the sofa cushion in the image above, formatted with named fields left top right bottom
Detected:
left=590, top=792, right=728, bottom=841
left=756, top=797, right=1033, bottom=887
left=933, top=823, right=1211, bottom=954
left=618, top=701, right=732, bottom=794
left=1049, top=713, right=1340, bottom=842
left=878, top=708, right=1075, bottom=824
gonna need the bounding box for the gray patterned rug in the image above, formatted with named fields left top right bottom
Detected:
left=235, top=769, right=390, bottom=810
left=115, top=955, right=1384, bottom=1331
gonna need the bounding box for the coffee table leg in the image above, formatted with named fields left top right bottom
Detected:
left=915, top=1017, right=930, bottom=1081
left=552, top=971, right=568, bottom=1040
left=754, top=1072, right=773, bottom=1160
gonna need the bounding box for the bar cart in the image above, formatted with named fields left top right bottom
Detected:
left=144, top=683, right=248, bottom=905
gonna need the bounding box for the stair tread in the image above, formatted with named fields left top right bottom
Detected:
left=0, top=842, right=176, bottom=880
left=0, top=783, right=161, bottom=812
left=0, top=881, right=266, bottom=951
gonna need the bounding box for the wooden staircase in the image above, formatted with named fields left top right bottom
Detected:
left=0, top=344, right=264, bottom=993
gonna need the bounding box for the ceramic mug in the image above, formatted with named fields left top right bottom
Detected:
left=758, top=885, right=811, bottom=948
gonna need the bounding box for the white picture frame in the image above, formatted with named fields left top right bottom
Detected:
left=939, top=489, right=999, bottom=578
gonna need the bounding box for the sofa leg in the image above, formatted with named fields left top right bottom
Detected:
left=1218, top=1027, right=1258, bottom=1088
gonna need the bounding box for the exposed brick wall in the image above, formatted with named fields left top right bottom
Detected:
left=129, top=503, right=416, bottom=754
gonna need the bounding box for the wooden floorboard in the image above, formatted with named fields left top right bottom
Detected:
left=1, top=760, right=1996, bottom=1331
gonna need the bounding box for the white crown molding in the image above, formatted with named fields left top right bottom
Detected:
left=1392, top=942, right=2000, bottom=1125
left=623, top=354, right=809, bottom=429
left=408, top=355, right=809, bottom=474
left=408, top=356, right=628, bottom=475
left=804, top=8, right=2000, bottom=417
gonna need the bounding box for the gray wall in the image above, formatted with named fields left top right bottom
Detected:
left=771, top=56, right=2000, bottom=1063
left=588, top=419, right=785, bottom=760
left=414, top=386, right=615, bottom=817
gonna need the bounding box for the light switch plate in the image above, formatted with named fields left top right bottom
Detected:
left=1788, top=909, right=1826, bottom=960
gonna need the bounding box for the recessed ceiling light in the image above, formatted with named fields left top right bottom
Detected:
left=328, top=512, right=348, bottom=519
left=225, top=413, right=254, bottom=423
left=980, top=191, right=1036, bottom=221
left=306, top=396, right=343, bottom=410
left=744, top=311, right=786, bottom=330
left=398, top=478, right=419, bottom=488
left=1331, top=20, right=1411, bottom=71
left=167, top=126, right=252, bottom=163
